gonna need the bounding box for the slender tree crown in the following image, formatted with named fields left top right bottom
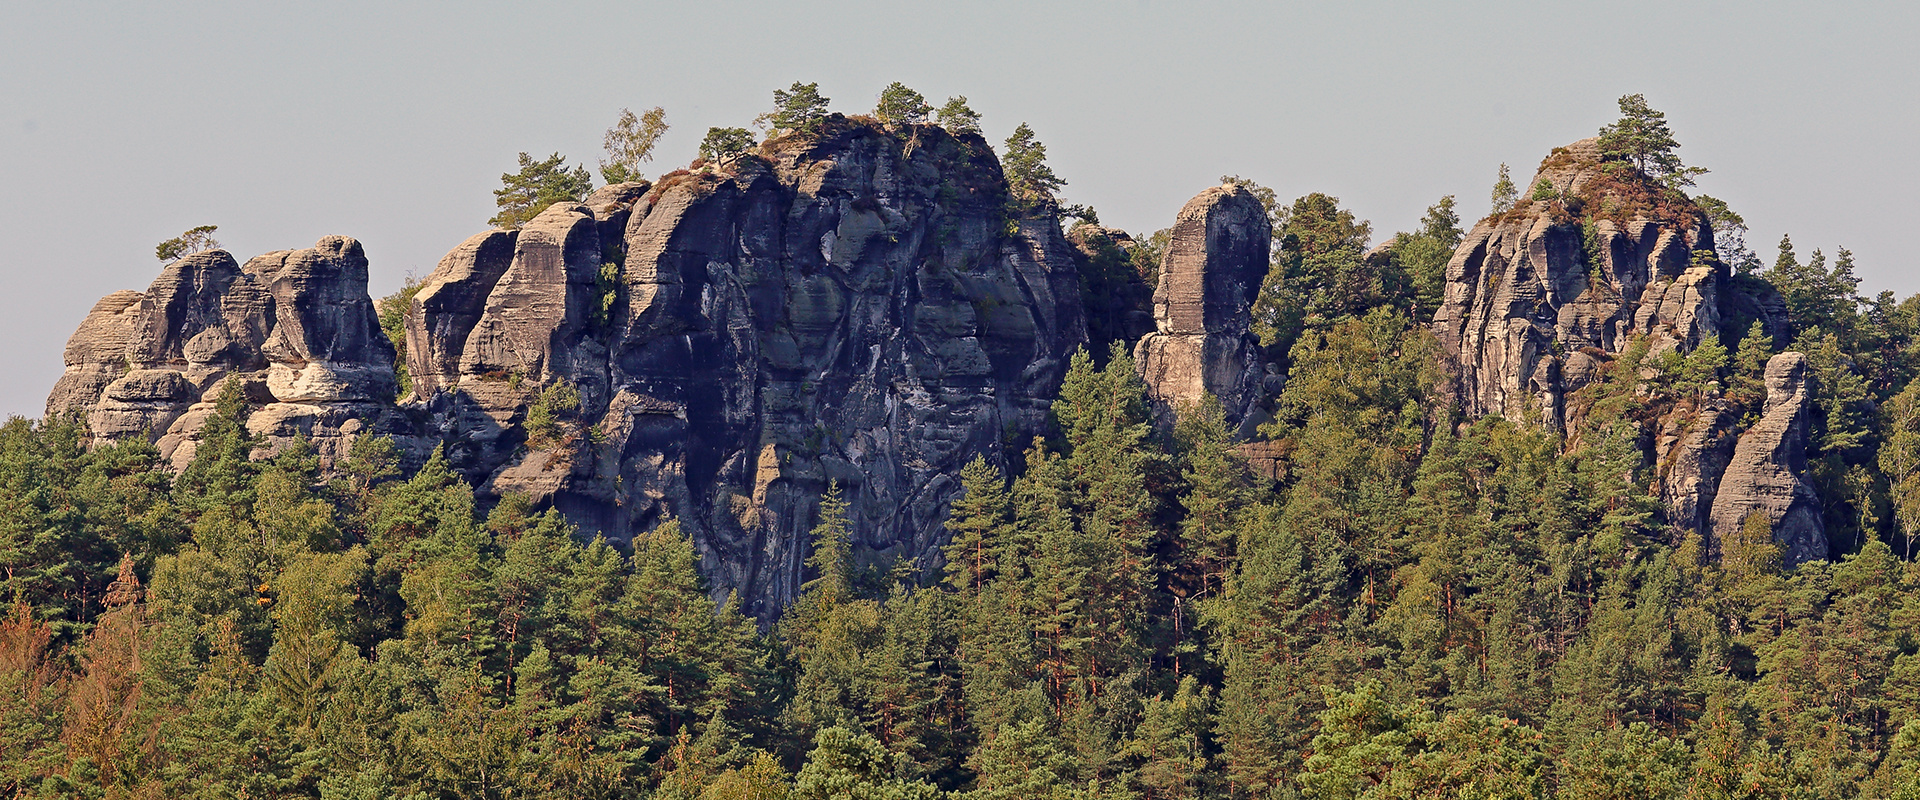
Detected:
left=1001, top=122, right=1064, bottom=207
left=600, top=106, right=669, bottom=184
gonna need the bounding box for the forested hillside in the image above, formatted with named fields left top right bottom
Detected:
left=8, top=90, right=1920, bottom=798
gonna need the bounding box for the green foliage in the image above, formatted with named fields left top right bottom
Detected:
left=1383, top=195, right=1462, bottom=321
left=601, top=106, right=669, bottom=184
left=490, top=152, right=593, bottom=230
left=874, top=82, right=932, bottom=128
left=1530, top=178, right=1557, bottom=201
left=376, top=275, right=424, bottom=399
left=701, top=127, right=757, bottom=163
left=1001, top=123, right=1064, bottom=209
left=771, top=82, right=831, bottom=134
left=935, top=96, right=982, bottom=136
left=1767, top=235, right=1862, bottom=342
left=1252, top=192, right=1387, bottom=358
left=1596, top=93, right=1707, bottom=189
left=154, top=224, right=221, bottom=264
left=524, top=379, right=581, bottom=446
left=1695, top=194, right=1762, bottom=274
left=1490, top=163, right=1518, bottom=214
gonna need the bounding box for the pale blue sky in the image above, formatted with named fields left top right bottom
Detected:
left=3, top=0, right=1915, bottom=417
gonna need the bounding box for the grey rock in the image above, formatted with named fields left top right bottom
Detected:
left=1709, top=352, right=1827, bottom=565
left=1432, top=138, right=1722, bottom=430
left=49, top=238, right=412, bottom=473
left=1133, top=184, right=1272, bottom=433
left=410, top=118, right=1087, bottom=617
left=1655, top=399, right=1741, bottom=537
left=1067, top=225, right=1155, bottom=357
left=406, top=230, right=518, bottom=397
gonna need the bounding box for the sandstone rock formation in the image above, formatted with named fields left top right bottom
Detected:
left=403, top=117, right=1086, bottom=616
left=1066, top=224, right=1155, bottom=358
left=47, top=237, right=411, bottom=469
left=1433, top=138, right=1819, bottom=558
left=1434, top=138, right=1724, bottom=429
left=1133, top=184, right=1272, bottom=433
left=1709, top=352, right=1827, bottom=565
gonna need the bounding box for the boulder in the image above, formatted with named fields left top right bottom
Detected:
left=49, top=238, right=413, bottom=472
left=45, top=291, right=145, bottom=419
left=406, top=230, right=517, bottom=397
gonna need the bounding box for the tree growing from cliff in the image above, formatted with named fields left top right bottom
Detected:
left=489, top=152, right=592, bottom=230
left=1695, top=195, right=1761, bottom=274
left=1002, top=123, right=1064, bottom=209
left=1490, top=163, right=1517, bottom=214
left=699, top=127, right=756, bottom=164
left=874, top=82, right=931, bottom=128
left=1598, top=93, right=1707, bottom=190
left=936, top=96, right=982, bottom=135
left=599, top=106, right=669, bottom=184
left=771, top=81, right=831, bottom=134
left=155, top=225, right=221, bottom=264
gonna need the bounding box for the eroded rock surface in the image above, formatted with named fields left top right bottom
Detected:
left=1709, top=352, right=1827, bottom=565
left=405, top=117, right=1086, bottom=616
left=1434, top=138, right=1725, bottom=429
left=1133, top=184, right=1272, bottom=433
left=1433, top=139, right=1819, bottom=560
left=48, top=238, right=412, bottom=470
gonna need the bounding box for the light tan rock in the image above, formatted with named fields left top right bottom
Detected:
left=1709, top=352, right=1826, bottom=565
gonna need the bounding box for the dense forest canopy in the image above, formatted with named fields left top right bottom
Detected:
left=8, top=88, right=1920, bottom=799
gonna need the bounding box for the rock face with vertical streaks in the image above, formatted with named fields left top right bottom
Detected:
left=1432, top=138, right=1820, bottom=559
left=401, top=117, right=1086, bottom=616
left=1133, top=184, right=1272, bottom=434
left=1709, top=352, right=1827, bottom=565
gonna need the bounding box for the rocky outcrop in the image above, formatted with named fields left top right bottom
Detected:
left=1709, top=352, right=1827, bottom=565
left=1067, top=225, right=1155, bottom=358
left=1655, top=400, right=1741, bottom=536
left=403, top=117, right=1086, bottom=616
left=47, top=238, right=411, bottom=470
left=1433, top=138, right=1821, bottom=562
left=1434, top=138, right=1722, bottom=429
left=46, top=291, right=146, bottom=420
left=1133, top=184, right=1272, bottom=433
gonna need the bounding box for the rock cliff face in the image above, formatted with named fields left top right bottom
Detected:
left=47, top=238, right=410, bottom=469
left=403, top=117, right=1086, bottom=616
left=1133, top=184, right=1272, bottom=433
left=1709, top=352, right=1827, bottom=565
left=1433, top=139, right=1820, bottom=558
left=1435, top=138, right=1725, bottom=428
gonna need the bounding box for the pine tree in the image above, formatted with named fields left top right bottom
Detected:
left=1597, top=93, right=1707, bottom=189
left=490, top=152, right=593, bottom=229
left=935, top=97, right=982, bottom=136
left=1490, top=163, right=1518, bottom=214
left=1002, top=123, right=1064, bottom=208
left=770, top=82, right=831, bottom=134
left=874, top=82, right=931, bottom=128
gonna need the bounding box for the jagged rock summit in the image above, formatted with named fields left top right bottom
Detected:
left=1431, top=138, right=1822, bottom=562
left=1134, top=183, right=1272, bottom=433
left=403, top=116, right=1087, bottom=615
left=47, top=237, right=411, bottom=469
